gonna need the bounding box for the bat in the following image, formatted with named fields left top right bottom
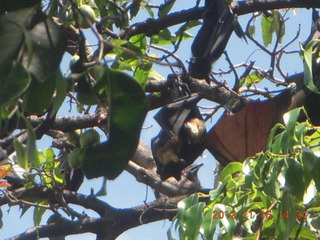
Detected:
left=189, top=0, right=246, bottom=81
left=151, top=94, right=206, bottom=180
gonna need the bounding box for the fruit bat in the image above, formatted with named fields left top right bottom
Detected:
left=189, top=0, right=246, bottom=81
left=151, top=94, right=206, bottom=180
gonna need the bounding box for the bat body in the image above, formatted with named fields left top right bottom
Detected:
left=151, top=94, right=206, bottom=180
left=189, top=0, right=245, bottom=80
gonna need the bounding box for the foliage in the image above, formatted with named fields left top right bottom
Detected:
left=171, top=108, right=320, bottom=239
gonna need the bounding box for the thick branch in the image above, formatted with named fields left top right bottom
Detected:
left=234, top=0, right=320, bottom=16
left=120, top=0, right=320, bottom=40
left=146, top=77, right=248, bottom=112
left=6, top=218, right=106, bottom=240
left=3, top=187, right=180, bottom=240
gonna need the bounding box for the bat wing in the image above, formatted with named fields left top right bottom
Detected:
left=154, top=94, right=203, bottom=134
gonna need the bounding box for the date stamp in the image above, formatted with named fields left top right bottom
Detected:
left=212, top=210, right=307, bottom=220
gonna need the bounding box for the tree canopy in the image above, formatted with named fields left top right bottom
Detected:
left=1, top=0, right=320, bottom=239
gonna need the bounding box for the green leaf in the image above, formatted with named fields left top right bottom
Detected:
left=145, top=6, right=154, bottom=18
left=175, top=20, right=201, bottom=37
left=244, top=71, right=264, bottom=87
left=267, top=123, right=285, bottom=151
left=81, top=67, right=148, bottom=179
left=130, top=33, right=147, bottom=52
left=43, top=148, right=55, bottom=168
left=220, top=162, right=242, bottom=183
left=178, top=194, right=200, bottom=215
left=53, top=162, right=64, bottom=185
left=283, top=107, right=303, bottom=136
left=129, top=0, right=140, bottom=19
left=152, top=28, right=173, bottom=45
left=285, top=158, right=305, bottom=201
left=50, top=70, right=67, bottom=117
left=184, top=202, right=206, bottom=240
left=312, top=157, right=320, bottom=191
left=22, top=28, right=33, bottom=67
left=158, top=0, right=175, bottom=18
left=175, top=194, right=205, bottom=240
left=300, top=40, right=320, bottom=93
left=76, top=76, right=98, bottom=105
left=33, top=201, right=47, bottom=226
left=0, top=7, right=32, bottom=64
left=214, top=204, right=236, bottom=235
left=261, top=15, right=273, bottom=47
left=24, top=118, right=41, bottom=168
left=133, top=61, right=153, bottom=85
left=23, top=75, right=55, bottom=114
left=263, top=158, right=284, bottom=199
left=0, top=7, right=67, bottom=82
left=0, top=62, right=31, bottom=106
left=277, top=193, right=297, bottom=239
left=14, top=139, right=28, bottom=170
left=301, top=146, right=316, bottom=173
left=22, top=16, right=67, bottom=82
left=201, top=208, right=218, bottom=240
left=290, top=225, right=318, bottom=240
left=273, top=11, right=285, bottom=44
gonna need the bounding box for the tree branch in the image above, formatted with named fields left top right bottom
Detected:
left=2, top=187, right=181, bottom=240
left=119, top=0, right=320, bottom=40
left=234, top=0, right=320, bottom=16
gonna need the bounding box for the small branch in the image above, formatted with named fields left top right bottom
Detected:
left=223, top=51, right=239, bottom=88
left=126, top=160, right=204, bottom=197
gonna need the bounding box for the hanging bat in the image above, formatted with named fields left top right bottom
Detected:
left=189, top=0, right=246, bottom=81
left=151, top=94, right=206, bottom=180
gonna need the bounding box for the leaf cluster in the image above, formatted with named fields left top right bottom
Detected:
left=171, top=108, right=320, bottom=239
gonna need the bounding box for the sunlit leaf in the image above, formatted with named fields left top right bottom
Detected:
left=261, top=15, right=273, bottom=46
left=245, top=71, right=264, bottom=88
left=152, top=28, right=173, bottom=45
left=134, top=61, right=153, bottom=85
left=214, top=204, right=236, bottom=235
left=283, top=107, right=303, bottom=135
left=220, top=162, right=242, bottom=183
left=200, top=208, right=217, bottom=240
